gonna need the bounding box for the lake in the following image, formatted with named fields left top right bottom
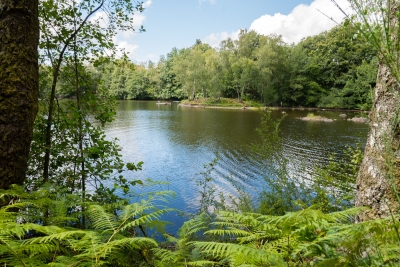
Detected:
left=104, top=101, right=369, bottom=233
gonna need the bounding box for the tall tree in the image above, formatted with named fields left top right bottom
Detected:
left=256, top=35, right=290, bottom=105
left=40, top=0, right=144, bottom=182
left=204, top=48, right=223, bottom=99
left=353, top=0, right=400, bottom=220
left=0, top=0, right=39, bottom=188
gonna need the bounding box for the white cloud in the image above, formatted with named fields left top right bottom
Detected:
left=203, top=30, right=240, bottom=48
left=113, top=40, right=139, bottom=58
left=112, top=32, right=140, bottom=60
left=142, top=0, right=152, bottom=8
left=112, top=0, right=152, bottom=60
left=89, top=11, right=109, bottom=28
left=199, top=0, right=217, bottom=5
left=132, top=13, right=146, bottom=29
left=250, top=0, right=352, bottom=43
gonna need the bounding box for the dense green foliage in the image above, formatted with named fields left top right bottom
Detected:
left=2, top=0, right=398, bottom=266
left=0, top=185, right=174, bottom=266
left=31, top=0, right=148, bottom=206
left=97, top=23, right=377, bottom=110
left=1, top=184, right=400, bottom=266
left=156, top=207, right=400, bottom=266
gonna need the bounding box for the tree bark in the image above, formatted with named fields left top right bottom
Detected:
left=355, top=2, right=400, bottom=220
left=0, top=0, right=39, bottom=189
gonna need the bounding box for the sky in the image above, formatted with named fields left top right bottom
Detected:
left=115, top=0, right=352, bottom=63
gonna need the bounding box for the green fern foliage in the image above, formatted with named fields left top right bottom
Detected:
left=0, top=185, right=175, bottom=266
left=311, top=214, right=400, bottom=266
left=152, top=204, right=400, bottom=267
left=187, top=208, right=368, bottom=266
left=154, top=213, right=212, bottom=267
left=1, top=184, right=399, bottom=266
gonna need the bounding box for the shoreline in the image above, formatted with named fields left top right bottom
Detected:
left=177, top=103, right=369, bottom=113
left=177, top=103, right=259, bottom=110
left=114, top=99, right=370, bottom=113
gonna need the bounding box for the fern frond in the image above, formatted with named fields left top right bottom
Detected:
left=210, top=221, right=252, bottom=229
left=195, top=241, right=267, bottom=259
left=262, top=235, right=300, bottom=254
left=178, top=214, right=210, bottom=238
left=153, top=248, right=180, bottom=262
left=205, top=229, right=251, bottom=238
left=0, top=234, right=28, bottom=267
left=49, top=255, right=81, bottom=267
left=237, top=230, right=282, bottom=244
left=77, top=236, right=157, bottom=263
left=0, top=184, right=26, bottom=200
left=24, top=229, right=88, bottom=245
left=119, top=200, right=153, bottom=221
left=119, top=208, right=175, bottom=232
left=88, top=204, right=118, bottom=231
left=135, top=190, right=176, bottom=203
left=68, top=231, right=102, bottom=263
left=195, top=241, right=286, bottom=266
left=185, top=260, right=219, bottom=266
left=217, top=211, right=263, bottom=228
left=327, top=207, right=367, bottom=223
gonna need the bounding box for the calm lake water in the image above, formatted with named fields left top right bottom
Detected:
left=104, top=101, right=369, bottom=233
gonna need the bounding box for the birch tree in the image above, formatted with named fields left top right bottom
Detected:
left=346, top=0, right=400, bottom=220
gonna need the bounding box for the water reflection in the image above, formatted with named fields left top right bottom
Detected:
left=104, top=101, right=369, bottom=232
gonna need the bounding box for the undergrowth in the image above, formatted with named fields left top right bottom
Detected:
left=1, top=183, right=399, bottom=266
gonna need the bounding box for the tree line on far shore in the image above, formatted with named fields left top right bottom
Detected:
left=66, top=22, right=377, bottom=110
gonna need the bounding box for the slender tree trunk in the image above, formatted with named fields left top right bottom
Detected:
left=43, top=63, right=59, bottom=182
left=192, top=79, right=196, bottom=100
left=236, top=82, right=240, bottom=101
left=241, top=83, right=245, bottom=102
left=355, top=2, right=400, bottom=220
left=73, top=23, right=87, bottom=227
left=0, top=0, right=39, bottom=189
left=42, top=0, right=105, bottom=182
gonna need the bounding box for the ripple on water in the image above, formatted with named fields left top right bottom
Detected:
left=103, top=102, right=369, bottom=234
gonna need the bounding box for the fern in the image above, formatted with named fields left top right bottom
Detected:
left=2, top=184, right=399, bottom=266
left=154, top=213, right=214, bottom=266
left=186, top=207, right=370, bottom=266
left=309, top=214, right=400, bottom=266
left=199, top=242, right=287, bottom=266
left=0, top=184, right=175, bottom=266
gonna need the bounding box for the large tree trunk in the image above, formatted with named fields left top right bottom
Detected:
left=0, top=0, right=39, bottom=189
left=355, top=2, right=400, bottom=220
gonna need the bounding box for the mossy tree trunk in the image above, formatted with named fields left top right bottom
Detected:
left=0, top=0, right=39, bottom=189
left=355, top=1, right=400, bottom=220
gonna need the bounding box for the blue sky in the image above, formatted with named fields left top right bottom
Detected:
left=114, top=0, right=351, bottom=63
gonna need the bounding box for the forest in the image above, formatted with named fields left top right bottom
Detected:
left=85, top=22, right=378, bottom=110
left=0, top=0, right=399, bottom=266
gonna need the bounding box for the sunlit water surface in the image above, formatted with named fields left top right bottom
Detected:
left=104, top=101, right=369, bottom=233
